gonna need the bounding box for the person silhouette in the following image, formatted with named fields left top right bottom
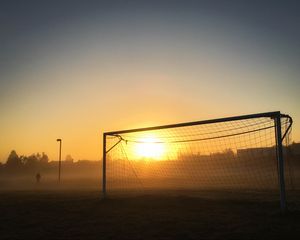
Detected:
left=36, top=173, right=41, bottom=183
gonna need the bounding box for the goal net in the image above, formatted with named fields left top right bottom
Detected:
left=102, top=112, right=295, bottom=208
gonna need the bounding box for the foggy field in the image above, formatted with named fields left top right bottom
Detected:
left=1, top=190, right=300, bottom=240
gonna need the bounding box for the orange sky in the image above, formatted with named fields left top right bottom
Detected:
left=1, top=2, right=299, bottom=162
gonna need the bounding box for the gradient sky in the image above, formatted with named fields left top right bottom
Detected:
left=1, top=0, right=300, bottom=162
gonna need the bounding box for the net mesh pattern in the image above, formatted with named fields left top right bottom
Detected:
left=105, top=116, right=294, bottom=195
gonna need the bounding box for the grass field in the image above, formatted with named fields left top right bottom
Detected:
left=1, top=190, right=299, bottom=240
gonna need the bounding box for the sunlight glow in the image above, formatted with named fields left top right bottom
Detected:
left=134, top=135, right=165, bottom=160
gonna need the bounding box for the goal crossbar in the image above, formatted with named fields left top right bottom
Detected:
left=105, top=111, right=284, bottom=136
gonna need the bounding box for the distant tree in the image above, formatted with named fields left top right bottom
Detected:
left=224, top=149, right=235, bottom=158
left=19, top=155, right=28, bottom=165
left=40, top=152, right=49, bottom=164
left=65, top=154, right=74, bottom=163
left=22, top=154, right=38, bottom=169
left=6, top=150, right=22, bottom=168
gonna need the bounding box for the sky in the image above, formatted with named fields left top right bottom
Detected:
left=0, top=0, right=300, bottom=162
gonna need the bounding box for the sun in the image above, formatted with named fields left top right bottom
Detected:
left=134, top=135, right=165, bottom=160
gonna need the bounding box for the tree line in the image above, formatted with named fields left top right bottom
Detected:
left=3, top=150, right=49, bottom=169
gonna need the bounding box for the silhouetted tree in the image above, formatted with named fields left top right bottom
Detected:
left=19, top=155, right=28, bottom=165
left=40, top=152, right=49, bottom=164
left=224, top=149, right=235, bottom=158
left=65, top=154, right=74, bottom=163
left=6, top=150, right=22, bottom=168
left=25, top=154, right=39, bottom=168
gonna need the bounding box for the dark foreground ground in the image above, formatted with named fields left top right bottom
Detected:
left=0, top=190, right=299, bottom=240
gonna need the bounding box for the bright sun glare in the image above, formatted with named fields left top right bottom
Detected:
left=135, top=136, right=165, bottom=160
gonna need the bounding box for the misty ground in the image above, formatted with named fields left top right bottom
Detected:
left=1, top=189, right=300, bottom=240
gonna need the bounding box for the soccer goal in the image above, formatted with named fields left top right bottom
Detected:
left=102, top=111, right=293, bottom=211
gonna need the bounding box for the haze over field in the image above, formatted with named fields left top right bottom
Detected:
left=1, top=1, right=300, bottom=162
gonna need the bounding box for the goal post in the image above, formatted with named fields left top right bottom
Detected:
left=102, top=111, right=293, bottom=211
left=274, top=112, right=293, bottom=212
